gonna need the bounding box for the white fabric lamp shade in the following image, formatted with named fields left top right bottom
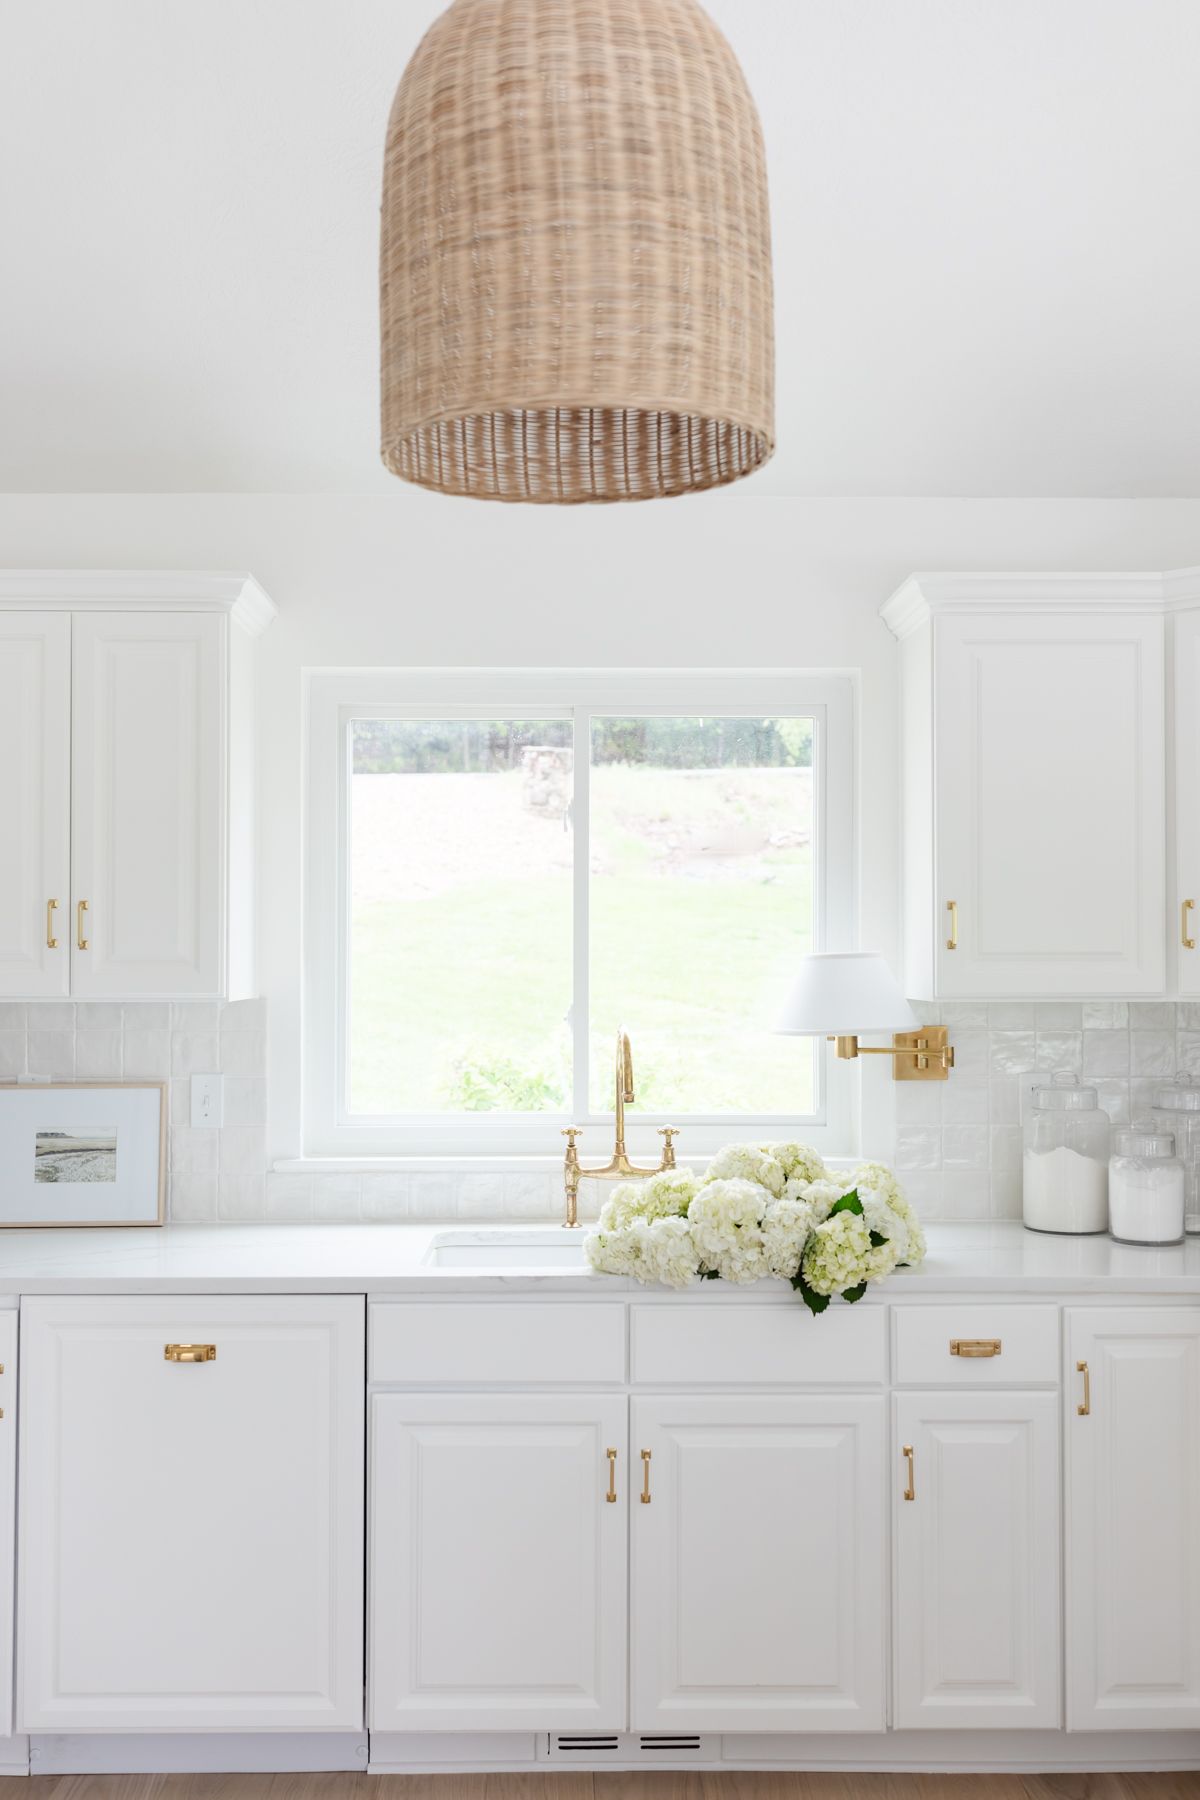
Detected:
left=776, top=953, right=920, bottom=1037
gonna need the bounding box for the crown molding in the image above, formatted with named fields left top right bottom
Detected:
left=0, top=570, right=277, bottom=638
left=881, top=568, right=1200, bottom=639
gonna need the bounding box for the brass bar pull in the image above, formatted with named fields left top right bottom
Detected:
left=164, top=1343, right=217, bottom=1363
left=950, top=1338, right=1001, bottom=1358
left=76, top=899, right=89, bottom=950
left=902, top=1444, right=915, bottom=1502
left=46, top=898, right=59, bottom=949
left=1184, top=900, right=1196, bottom=951
left=1076, top=1360, right=1090, bottom=1416
left=945, top=900, right=958, bottom=950
left=605, top=1447, right=618, bottom=1504
left=640, top=1448, right=652, bottom=1505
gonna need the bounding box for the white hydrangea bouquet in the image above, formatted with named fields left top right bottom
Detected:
left=585, top=1142, right=924, bottom=1315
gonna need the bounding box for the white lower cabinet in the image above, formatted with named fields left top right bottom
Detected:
left=370, top=1392, right=627, bottom=1732
left=893, top=1392, right=1060, bottom=1729
left=17, top=1296, right=365, bottom=1733
left=630, top=1395, right=886, bottom=1733
left=1066, top=1307, right=1200, bottom=1730
left=0, top=1315, right=15, bottom=1740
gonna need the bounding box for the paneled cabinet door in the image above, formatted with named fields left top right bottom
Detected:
left=0, top=613, right=70, bottom=998
left=631, top=1395, right=885, bottom=1733
left=934, top=611, right=1165, bottom=996
left=18, top=1296, right=365, bottom=1733
left=1066, top=1307, right=1200, bottom=1729
left=371, top=1393, right=627, bottom=1732
left=1175, top=610, right=1200, bottom=996
left=0, top=1315, right=15, bottom=1740
left=893, top=1393, right=1060, bottom=1729
left=70, top=611, right=224, bottom=997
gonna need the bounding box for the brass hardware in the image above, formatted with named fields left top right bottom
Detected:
left=946, top=900, right=958, bottom=950
left=164, top=1343, right=217, bottom=1363
left=950, top=1338, right=1001, bottom=1358
left=46, top=898, right=59, bottom=949
left=640, top=1448, right=652, bottom=1504
left=606, top=1446, right=618, bottom=1504
left=1184, top=900, right=1196, bottom=951
left=76, top=899, right=89, bottom=950
left=902, top=1444, right=915, bottom=1502
left=827, top=1026, right=954, bottom=1083
left=562, top=1030, right=682, bottom=1227
left=1076, top=1360, right=1090, bottom=1416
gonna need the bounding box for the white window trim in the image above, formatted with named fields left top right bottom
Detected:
left=303, top=668, right=857, bottom=1158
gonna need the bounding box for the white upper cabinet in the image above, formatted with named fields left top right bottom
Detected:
left=0, top=572, right=275, bottom=1001
left=882, top=573, right=1194, bottom=999
left=1065, top=1306, right=1200, bottom=1731
left=0, top=614, right=70, bottom=998
left=1173, top=605, right=1200, bottom=996
left=630, top=1394, right=886, bottom=1734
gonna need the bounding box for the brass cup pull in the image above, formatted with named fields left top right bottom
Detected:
left=76, top=899, right=89, bottom=950
left=164, top=1343, right=216, bottom=1363
left=1184, top=900, right=1196, bottom=951
left=950, top=1338, right=1001, bottom=1358
left=945, top=900, right=959, bottom=950
left=46, top=898, right=59, bottom=949
left=1076, top=1359, right=1090, bottom=1416
left=902, top=1443, right=915, bottom=1502
left=640, top=1448, right=652, bottom=1505
left=605, top=1446, right=618, bottom=1504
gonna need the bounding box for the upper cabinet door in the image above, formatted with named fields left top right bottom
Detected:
left=935, top=612, right=1165, bottom=997
left=1174, top=610, right=1200, bottom=996
left=0, top=614, right=70, bottom=998
left=1066, top=1307, right=1200, bottom=1730
left=71, top=612, right=224, bottom=998
left=630, top=1395, right=886, bottom=1734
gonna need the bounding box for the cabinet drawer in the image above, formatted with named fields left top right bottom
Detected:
left=631, top=1303, right=886, bottom=1386
left=370, top=1301, right=626, bottom=1385
left=894, top=1305, right=1059, bottom=1384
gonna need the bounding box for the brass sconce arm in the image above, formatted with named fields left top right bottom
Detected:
left=828, top=1029, right=954, bottom=1082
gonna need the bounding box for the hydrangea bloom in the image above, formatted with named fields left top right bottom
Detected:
left=703, top=1143, right=786, bottom=1197
left=596, top=1168, right=697, bottom=1233
left=687, top=1177, right=769, bottom=1282
left=761, top=1142, right=828, bottom=1185
left=760, top=1194, right=816, bottom=1280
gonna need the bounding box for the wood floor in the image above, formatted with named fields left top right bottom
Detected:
left=14, top=1774, right=1200, bottom=1800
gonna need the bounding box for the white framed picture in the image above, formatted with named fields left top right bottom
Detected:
left=0, top=1082, right=166, bottom=1228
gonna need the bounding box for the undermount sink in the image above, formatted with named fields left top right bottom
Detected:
left=423, top=1228, right=589, bottom=1270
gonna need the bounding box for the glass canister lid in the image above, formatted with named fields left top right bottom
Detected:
left=1152, top=1074, right=1200, bottom=1112
left=1031, top=1071, right=1099, bottom=1111
left=1113, top=1124, right=1177, bottom=1158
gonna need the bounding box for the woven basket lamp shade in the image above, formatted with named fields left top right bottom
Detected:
left=381, top=0, right=774, bottom=502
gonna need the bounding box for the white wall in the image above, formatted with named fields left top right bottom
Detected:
left=3, top=493, right=1200, bottom=1186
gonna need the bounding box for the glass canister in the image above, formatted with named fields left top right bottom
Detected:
left=1022, top=1072, right=1110, bottom=1234
left=1109, top=1124, right=1185, bottom=1245
left=1151, top=1077, right=1200, bottom=1235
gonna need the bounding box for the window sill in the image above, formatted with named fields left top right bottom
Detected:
left=274, top=1153, right=856, bottom=1176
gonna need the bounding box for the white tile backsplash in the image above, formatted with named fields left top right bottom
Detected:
left=14, top=996, right=1197, bottom=1228
left=895, top=1000, right=1200, bottom=1219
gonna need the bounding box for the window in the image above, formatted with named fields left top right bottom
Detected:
left=305, top=671, right=854, bottom=1155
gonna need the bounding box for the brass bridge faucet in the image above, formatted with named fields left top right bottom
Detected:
left=561, top=1028, right=680, bottom=1228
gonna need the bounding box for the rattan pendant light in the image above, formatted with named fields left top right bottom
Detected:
left=380, top=0, right=774, bottom=502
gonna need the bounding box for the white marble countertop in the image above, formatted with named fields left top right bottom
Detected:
left=1, top=1220, right=1199, bottom=1297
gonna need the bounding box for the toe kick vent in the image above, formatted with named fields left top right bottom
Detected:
left=547, top=1733, right=714, bottom=1763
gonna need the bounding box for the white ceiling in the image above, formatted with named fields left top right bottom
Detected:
left=3, top=1, right=1199, bottom=497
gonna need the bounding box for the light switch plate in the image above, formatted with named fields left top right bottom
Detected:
left=190, top=1072, right=224, bottom=1128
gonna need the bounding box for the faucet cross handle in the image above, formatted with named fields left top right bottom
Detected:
left=562, top=1126, right=584, bottom=1151
left=658, top=1125, right=680, bottom=1167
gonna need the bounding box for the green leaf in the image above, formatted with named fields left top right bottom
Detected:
left=868, top=1229, right=888, bottom=1248
left=699, top=1267, right=721, bottom=1281
left=827, top=1190, right=863, bottom=1219
left=791, top=1270, right=831, bottom=1315
left=841, top=1282, right=869, bottom=1303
